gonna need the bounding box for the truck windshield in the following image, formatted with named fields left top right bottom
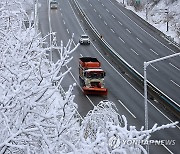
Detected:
left=85, top=72, right=105, bottom=78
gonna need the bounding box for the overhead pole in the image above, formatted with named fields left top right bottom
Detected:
left=144, top=52, right=180, bottom=154
left=34, top=0, right=38, bottom=34
left=145, top=0, right=148, bottom=21
left=48, top=0, right=52, bottom=62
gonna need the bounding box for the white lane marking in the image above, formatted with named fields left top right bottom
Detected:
left=118, top=100, right=136, bottom=118
left=106, top=9, right=109, bottom=12
left=169, top=63, right=180, bottom=71
left=126, top=29, right=131, bottom=33
left=66, top=65, right=95, bottom=107
left=102, top=3, right=104, bottom=6
left=63, top=20, right=65, bottom=24
left=68, top=1, right=95, bottom=108
left=90, top=3, right=92, bottom=7
left=66, top=29, right=69, bottom=34
left=171, top=80, right=180, bottom=88
left=99, top=14, right=102, bottom=18
left=109, top=0, right=179, bottom=53
left=59, top=84, right=83, bottom=120
left=136, top=37, right=142, bottom=43
left=112, top=15, right=115, bottom=18
left=69, top=1, right=85, bottom=32
left=92, top=38, right=180, bottom=130
left=150, top=48, right=158, bottom=55
left=61, top=13, right=63, bottom=16
left=104, top=21, right=107, bottom=25
left=94, top=9, right=96, bottom=12
left=111, top=28, right=115, bottom=33
left=150, top=64, right=158, bottom=71
left=162, top=144, right=174, bottom=154
left=131, top=48, right=139, bottom=55
left=80, top=54, right=83, bottom=57
left=118, top=36, right=125, bottom=43
left=68, top=0, right=180, bottom=130
left=118, top=21, right=122, bottom=25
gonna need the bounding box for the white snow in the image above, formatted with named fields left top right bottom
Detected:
left=116, top=0, right=180, bottom=44
left=0, top=0, right=178, bottom=153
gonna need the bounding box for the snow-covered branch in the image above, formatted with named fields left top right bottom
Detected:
left=0, top=1, right=80, bottom=153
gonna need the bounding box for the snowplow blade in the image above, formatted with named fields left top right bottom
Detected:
left=83, top=87, right=108, bottom=95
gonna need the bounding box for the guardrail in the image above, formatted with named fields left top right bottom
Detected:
left=71, top=0, right=180, bottom=118
left=112, top=0, right=180, bottom=49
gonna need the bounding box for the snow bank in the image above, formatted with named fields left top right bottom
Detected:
left=116, top=0, right=180, bottom=44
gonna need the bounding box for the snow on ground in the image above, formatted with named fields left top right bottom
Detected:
left=116, top=0, right=180, bottom=44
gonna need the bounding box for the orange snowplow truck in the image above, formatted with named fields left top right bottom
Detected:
left=79, top=57, right=107, bottom=95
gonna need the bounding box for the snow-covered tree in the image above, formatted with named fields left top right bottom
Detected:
left=0, top=1, right=80, bottom=153
left=0, top=1, right=178, bottom=154
left=76, top=101, right=178, bottom=154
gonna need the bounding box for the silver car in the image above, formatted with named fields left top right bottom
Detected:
left=79, top=34, right=90, bottom=45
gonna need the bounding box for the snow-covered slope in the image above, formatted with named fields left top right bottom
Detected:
left=116, top=0, right=180, bottom=44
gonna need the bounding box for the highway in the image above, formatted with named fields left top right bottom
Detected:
left=38, top=0, right=179, bottom=153
left=76, top=0, right=180, bottom=108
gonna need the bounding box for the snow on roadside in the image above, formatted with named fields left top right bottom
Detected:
left=116, top=0, right=180, bottom=44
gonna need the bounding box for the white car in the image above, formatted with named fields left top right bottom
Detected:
left=50, top=1, right=58, bottom=9
left=79, top=34, right=90, bottom=45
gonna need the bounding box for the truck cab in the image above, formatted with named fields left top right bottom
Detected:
left=79, top=57, right=107, bottom=95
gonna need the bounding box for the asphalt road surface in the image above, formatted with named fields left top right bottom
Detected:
left=76, top=0, right=180, bottom=107
left=38, top=0, right=179, bottom=153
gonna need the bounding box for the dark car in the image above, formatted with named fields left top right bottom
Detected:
left=50, top=1, right=58, bottom=9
